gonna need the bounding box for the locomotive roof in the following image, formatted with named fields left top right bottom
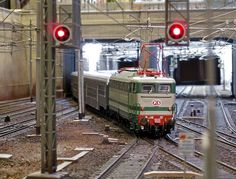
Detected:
left=110, top=70, right=175, bottom=83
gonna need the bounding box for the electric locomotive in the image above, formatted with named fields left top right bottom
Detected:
left=108, top=68, right=176, bottom=136
left=71, top=68, right=176, bottom=137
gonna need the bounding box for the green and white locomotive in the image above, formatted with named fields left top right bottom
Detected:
left=71, top=68, right=176, bottom=137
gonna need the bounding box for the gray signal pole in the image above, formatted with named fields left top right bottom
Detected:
left=35, top=0, right=41, bottom=135
left=29, top=20, right=33, bottom=102
left=73, top=0, right=85, bottom=119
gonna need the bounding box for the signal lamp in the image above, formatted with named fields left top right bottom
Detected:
left=167, top=22, right=186, bottom=42
left=53, top=25, right=71, bottom=44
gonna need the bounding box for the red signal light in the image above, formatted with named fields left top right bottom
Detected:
left=53, top=25, right=71, bottom=44
left=167, top=22, right=186, bottom=42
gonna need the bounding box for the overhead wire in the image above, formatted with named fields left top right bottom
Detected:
left=85, top=1, right=145, bottom=63
left=190, top=1, right=236, bottom=41
left=87, top=2, right=148, bottom=42
left=190, top=9, right=236, bottom=27
left=0, top=0, right=7, bottom=4
left=0, top=8, right=17, bottom=24
left=190, top=1, right=235, bottom=26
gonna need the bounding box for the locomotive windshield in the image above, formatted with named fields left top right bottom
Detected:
left=142, top=84, right=155, bottom=93
left=141, top=83, right=171, bottom=93
left=158, top=84, right=170, bottom=93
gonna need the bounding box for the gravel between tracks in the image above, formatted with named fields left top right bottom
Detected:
left=0, top=112, right=134, bottom=179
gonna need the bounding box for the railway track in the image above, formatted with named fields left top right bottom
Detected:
left=176, top=121, right=236, bottom=159
left=219, top=99, right=236, bottom=134
left=179, top=98, right=236, bottom=138
left=0, top=107, right=78, bottom=138
left=176, top=86, right=193, bottom=97
left=94, top=138, right=158, bottom=179
left=0, top=103, right=35, bottom=116
left=175, top=97, right=236, bottom=178
left=166, top=132, right=236, bottom=178
left=0, top=98, right=75, bottom=122
left=176, top=86, right=224, bottom=98
left=0, top=97, right=30, bottom=106
left=178, top=118, right=236, bottom=145
left=0, top=106, right=35, bottom=120
left=176, top=97, right=236, bottom=143
left=94, top=135, right=204, bottom=179
left=0, top=98, right=73, bottom=112
left=0, top=98, right=78, bottom=138
left=160, top=137, right=203, bottom=173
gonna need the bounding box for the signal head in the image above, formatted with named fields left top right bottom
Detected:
left=167, top=22, right=186, bottom=43
left=53, top=25, right=71, bottom=44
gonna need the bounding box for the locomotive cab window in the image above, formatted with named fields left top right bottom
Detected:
left=142, top=84, right=155, bottom=93
left=158, top=84, right=170, bottom=93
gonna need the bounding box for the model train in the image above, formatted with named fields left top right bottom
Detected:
left=71, top=68, right=176, bottom=137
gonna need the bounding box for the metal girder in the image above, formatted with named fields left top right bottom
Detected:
left=40, top=0, right=57, bottom=174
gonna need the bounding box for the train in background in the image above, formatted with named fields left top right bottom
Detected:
left=71, top=68, right=176, bottom=137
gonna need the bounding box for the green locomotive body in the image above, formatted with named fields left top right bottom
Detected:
left=108, top=68, right=176, bottom=136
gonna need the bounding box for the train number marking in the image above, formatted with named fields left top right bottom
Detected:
left=152, top=99, right=162, bottom=106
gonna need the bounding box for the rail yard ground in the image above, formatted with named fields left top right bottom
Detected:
left=0, top=85, right=236, bottom=179
left=0, top=106, right=134, bottom=179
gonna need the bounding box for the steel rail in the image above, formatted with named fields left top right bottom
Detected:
left=166, top=133, right=236, bottom=174
left=219, top=99, right=236, bottom=133
left=178, top=118, right=236, bottom=145
left=0, top=97, right=30, bottom=105
left=169, top=123, right=236, bottom=174
left=95, top=139, right=138, bottom=179
left=195, top=151, right=236, bottom=174
left=158, top=146, right=203, bottom=172
left=135, top=145, right=159, bottom=179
